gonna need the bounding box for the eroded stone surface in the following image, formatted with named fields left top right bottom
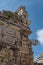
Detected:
left=0, top=6, right=38, bottom=65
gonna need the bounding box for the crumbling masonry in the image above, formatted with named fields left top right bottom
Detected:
left=0, top=6, right=38, bottom=65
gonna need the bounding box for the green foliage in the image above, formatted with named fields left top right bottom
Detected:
left=3, top=10, right=24, bottom=24
left=3, top=10, right=14, bottom=18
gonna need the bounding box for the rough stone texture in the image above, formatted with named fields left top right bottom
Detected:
left=0, top=6, right=38, bottom=65
left=34, top=53, right=43, bottom=65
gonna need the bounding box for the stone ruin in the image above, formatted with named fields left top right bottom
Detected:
left=0, top=6, right=38, bottom=65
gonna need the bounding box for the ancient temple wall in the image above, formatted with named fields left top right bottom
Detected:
left=0, top=23, right=21, bottom=45
left=0, top=6, right=38, bottom=65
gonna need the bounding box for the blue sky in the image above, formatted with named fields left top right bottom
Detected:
left=0, top=0, right=43, bottom=59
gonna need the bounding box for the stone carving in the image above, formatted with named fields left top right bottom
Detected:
left=0, top=6, right=38, bottom=65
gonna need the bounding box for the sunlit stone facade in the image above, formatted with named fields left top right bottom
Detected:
left=0, top=6, right=38, bottom=65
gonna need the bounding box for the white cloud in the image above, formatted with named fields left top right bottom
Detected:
left=36, top=29, right=43, bottom=46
